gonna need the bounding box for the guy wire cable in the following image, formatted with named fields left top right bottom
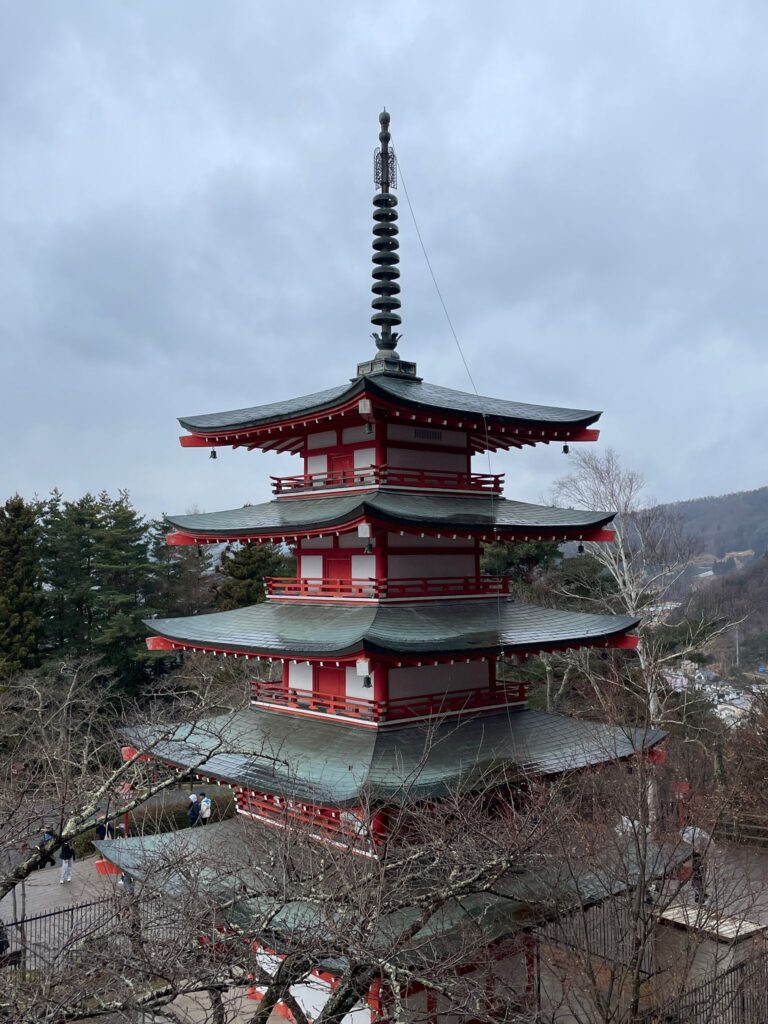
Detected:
left=396, top=155, right=516, bottom=708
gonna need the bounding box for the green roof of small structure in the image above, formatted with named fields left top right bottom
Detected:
left=93, top=819, right=685, bottom=959
left=166, top=492, right=613, bottom=538
left=146, top=599, right=637, bottom=660
left=179, top=376, right=600, bottom=434
left=126, top=706, right=663, bottom=805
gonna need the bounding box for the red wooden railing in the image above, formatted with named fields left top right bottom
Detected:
left=250, top=680, right=528, bottom=722
left=271, top=465, right=504, bottom=495
left=265, top=575, right=510, bottom=600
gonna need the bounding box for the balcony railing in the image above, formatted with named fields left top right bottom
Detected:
left=271, top=465, right=504, bottom=495
left=250, top=680, right=528, bottom=722
left=265, top=575, right=510, bottom=601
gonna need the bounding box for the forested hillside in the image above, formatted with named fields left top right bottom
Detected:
left=690, top=554, right=768, bottom=673
left=660, top=485, right=768, bottom=558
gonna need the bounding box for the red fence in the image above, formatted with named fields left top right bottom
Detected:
left=265, top=575, right=509, bottom=600
left=271, top=465, right=504, bottom=495
left=250, top=680, right=528, bottom=722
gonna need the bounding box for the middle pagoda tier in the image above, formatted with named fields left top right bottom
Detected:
left=148, top=389, right=638, bottom=729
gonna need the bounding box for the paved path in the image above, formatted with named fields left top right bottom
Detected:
left=0, top=853, right=115, bottom=923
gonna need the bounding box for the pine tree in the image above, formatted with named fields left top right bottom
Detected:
left=41, top=492, right=103, bottom=655
left=216, top=542, right=295, bottom=610
left=91, top=491, right=157, bottom=690
left=0, top=495, right=42, bottom=678
left=480, top=540, right=560, bottom=587
left=148, top=519, right=216, bottom=618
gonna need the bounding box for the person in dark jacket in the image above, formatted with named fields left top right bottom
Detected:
left=186, top=794, right=201, bottom=827
left=59, top=841, right=75, bottom=884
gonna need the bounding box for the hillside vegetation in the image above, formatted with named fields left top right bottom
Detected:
left=660, top=485, right=768, bottom=559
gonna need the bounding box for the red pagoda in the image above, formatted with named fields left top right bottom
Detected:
left=99, top=111, right=663, bottom=1016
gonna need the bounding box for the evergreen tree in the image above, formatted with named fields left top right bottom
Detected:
left=91, top=491, right=157, bottom=690
left=216, top=542, right=295, bottom=610
left=149, top=519, right=216, bottom=617
left=480, top=540, right=560, bottom=587
left=39, top=491, right=103, bottom=655
left=0, top=495, right=42, bottom=677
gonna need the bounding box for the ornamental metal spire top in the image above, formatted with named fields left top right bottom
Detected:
left=357, top=109, right=418, bottom=380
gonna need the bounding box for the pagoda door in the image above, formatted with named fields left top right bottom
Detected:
left=315, top=667, right=346, bottom=708
left=328, top=453, right=354, bottom=486
left=325, top=557, right=352, bottom=596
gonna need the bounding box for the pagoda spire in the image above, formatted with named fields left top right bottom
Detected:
left=357, top=109, right=418, bottom=379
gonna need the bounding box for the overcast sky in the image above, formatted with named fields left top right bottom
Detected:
left=2, top=1, right=766, bottom=520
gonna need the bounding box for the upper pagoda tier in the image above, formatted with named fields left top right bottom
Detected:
left=164, top=492, right=615, bottom=546
left=177, top=377, right=601, bottom=457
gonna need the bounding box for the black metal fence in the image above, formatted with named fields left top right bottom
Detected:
left=643, top=951, right=768, bottom=1024
left=1, top=894, right=188, bottom=971
left=540, top=896, right=655, bottom=977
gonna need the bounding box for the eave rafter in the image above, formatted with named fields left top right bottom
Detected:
left=146, top=632, right=638, bottom=663
left=165, top=522, right=617, bottom=548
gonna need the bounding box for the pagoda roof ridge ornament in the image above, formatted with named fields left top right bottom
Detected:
left=357, top=109, right=419, bottom=381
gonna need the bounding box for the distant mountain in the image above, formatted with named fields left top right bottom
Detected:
left=660, top=486, right=768, bottom=560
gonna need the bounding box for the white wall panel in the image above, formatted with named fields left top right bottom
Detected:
left=307, top=431, right=337, bottom=450
left=300, top=555, right=323, bottom=578
left=388, top=554, right=475, bottom=578
left=288, top=662, right=313, bottom=691
left=389, top=661, right=488, bottom=698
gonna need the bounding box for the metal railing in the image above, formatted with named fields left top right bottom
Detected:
left=271, top=465, right=504, bottom=495
left=642, top=949, right=768, bottom=1024
left=539, top=896, right=655, bottom=977
left=0, top=894, right=209, bottom=972
left=265, top=575, right=510, bottom=600
left=250, top=680, right=528, bottom=721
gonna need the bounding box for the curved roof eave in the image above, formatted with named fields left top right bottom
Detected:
left=177, top=376, right=601, bottom=437
left=164, top=492, right=616, bottom=539
left=145, top=599, right=639, bottom=661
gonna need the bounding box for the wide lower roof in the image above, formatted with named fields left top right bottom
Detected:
left=94, top=819, right=685, bottom=960
left=179, top=375, right=599, bottom=437
left=146, top=598, right=638, bottom=660
left=165, top=491, right=614, bottom=543
left=126, top=706, right=664, bottom=804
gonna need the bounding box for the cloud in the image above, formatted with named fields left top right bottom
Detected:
left=0, top=0, right=766, bottom=517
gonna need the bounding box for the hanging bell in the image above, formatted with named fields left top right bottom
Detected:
left=209, top=449, right=218, bottom=460
left=562, top=444, right=570, bottom=455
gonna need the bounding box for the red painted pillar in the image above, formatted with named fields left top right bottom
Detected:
left=373, top=661, right=388, bottom=716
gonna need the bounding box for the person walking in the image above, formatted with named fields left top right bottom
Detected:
left=186, top=794, right=201, bottom=828
left=59, top=841, right=75, bottom=884
left=95, top=817, right=114, bottom=842
left=199, top=792, right=212, bottom=825
left=38, top=829, right=57, bottom=868
left=682, top=824, right=714, bottom=904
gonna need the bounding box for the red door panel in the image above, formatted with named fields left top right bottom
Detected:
left=315, top=667, right=346, bottom=699
left=328, top=454, right=354, bottom=486
left=325, top=557, right=352, bottom=582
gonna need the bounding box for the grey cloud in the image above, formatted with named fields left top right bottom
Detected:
left=1, top=0, right=766, bottom=517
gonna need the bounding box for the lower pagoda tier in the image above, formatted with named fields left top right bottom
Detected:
left=146, top=599, right=638, bottom=660
left=127, top=706, right=664, bottom=807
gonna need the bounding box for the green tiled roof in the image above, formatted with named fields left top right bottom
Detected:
left=179, top=376, right=599, bottom=434
left=125, top=706, right=663, bottom=804
left=166, top=492, right=614, bottom=538
left=146, top=599, right=637, bottom=659
left=373, top=377, right=599, bottom=426
left=93, top=818, right=685, bottom=958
